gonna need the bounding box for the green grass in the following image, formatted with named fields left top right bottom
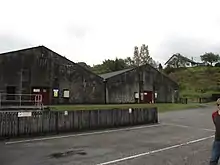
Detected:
left=168, top=66, right=220, bottom=98
left=49, top=102, right=212, bottom=113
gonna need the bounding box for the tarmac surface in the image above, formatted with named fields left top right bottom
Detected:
left=0, top=105, right=217, bottom=165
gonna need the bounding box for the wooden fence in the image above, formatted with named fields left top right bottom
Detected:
left=0, top=108, right=158, bottom=139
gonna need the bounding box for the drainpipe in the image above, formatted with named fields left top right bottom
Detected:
left=104, top=79, right=107, bottom=104
left=138, top=66, right=141, bottom=103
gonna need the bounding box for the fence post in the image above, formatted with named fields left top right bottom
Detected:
left=55, top=111, right=59, bottom=134
left=19, top=94, right=21, bottom=106
left=17, top=112, right=20, bottom=136
left=0, top=93, right=1, bottom=108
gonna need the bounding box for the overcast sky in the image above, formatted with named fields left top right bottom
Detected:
left=0, top=0, right=220, bottom=66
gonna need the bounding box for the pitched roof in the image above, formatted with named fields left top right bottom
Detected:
left=0, top=45, right=41, bottom=56
left=164, top=54, right=200, bottom=65
left=99, top=68, right=134, bottom=79
left=0, top=45, right=104, bottom=80
left=99, top=64, right=178, bottom=87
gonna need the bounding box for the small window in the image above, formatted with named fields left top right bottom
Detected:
left=155, top=92, right=158, bottom=98
left=63, top=90, right=69, bottom=98
left=53, top=89, right=59, bottom=97
left=134, top=92, right=139, bottom=99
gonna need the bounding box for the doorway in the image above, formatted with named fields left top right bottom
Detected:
left=6, top=86, right=16, bottom=100
left=143, top=91, right=153, bottom=103
left=32, top=87, right=50, bottom=105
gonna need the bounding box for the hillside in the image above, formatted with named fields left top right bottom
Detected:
left=167, top=66, right=220, bottom=98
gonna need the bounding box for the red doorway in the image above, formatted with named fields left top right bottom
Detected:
left=143, top=91, right=153, bottom=103
left=32, top=87, right=50, bottom=105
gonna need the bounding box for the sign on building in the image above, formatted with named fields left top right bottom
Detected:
left=18, top=112, right=32, bottom=117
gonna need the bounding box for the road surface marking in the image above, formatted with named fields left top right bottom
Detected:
left=5, top=123, right=163, bottom=145
left=96, top=135, right=214, bottom=165
left=163, top=122, right=215, bottom=132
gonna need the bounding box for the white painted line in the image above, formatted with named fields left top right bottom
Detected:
left=5, top=123, right=163, bottom=145
left=163, top=122, right=215, bottom=132
left=96, top=135, right=214, bottom=165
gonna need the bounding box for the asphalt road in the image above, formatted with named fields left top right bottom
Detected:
left=0, top=105, right=217, bottom=165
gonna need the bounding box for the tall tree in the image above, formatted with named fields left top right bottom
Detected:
left=140, top=44, right=151, bottom=64
left=133, top=46, right=141, bottom=66
left=133, top=44, right=157, bottom=68
left=124, top=57, right=135, bottom=66
left=200, top=52, right=220, bottom=66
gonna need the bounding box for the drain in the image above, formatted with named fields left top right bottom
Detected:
left=50, top=149, right=87, bottom=158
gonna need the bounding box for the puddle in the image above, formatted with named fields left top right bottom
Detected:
left=50, top=149, right=87, bottom=158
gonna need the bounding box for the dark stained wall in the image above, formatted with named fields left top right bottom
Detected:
left=105, top=69, right=138, bottom=103
left=0, top=46, right=105, bottom=104
left=0, top=47, right=46, bottom=95
left=104, top=65, right=179, bottom=103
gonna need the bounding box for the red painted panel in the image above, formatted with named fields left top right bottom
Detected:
left=143, top=91, right=153, bottom=103
left=32, top=87, right=50, bottom=105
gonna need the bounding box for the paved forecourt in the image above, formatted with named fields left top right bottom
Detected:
left=0, top=105, right=216, bottom=165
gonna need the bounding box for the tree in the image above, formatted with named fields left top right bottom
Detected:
left=200, top=52, right=219, bottom=66
left=150, top=60, right=160, bottom=69
left=111, top=58, right=128, bottom=71
left=139, top=44, right=151, bottom=64
left=92, top=58, right=128, bottom=74
left=164, top=65, right=175, bottom=74
left=124, top=57, right=135, bottom=66
left=77, top=62, right=91, bottom=69
left=133, top=46, right=140, bottom=66
left=133, top=44, right=157, bottom=67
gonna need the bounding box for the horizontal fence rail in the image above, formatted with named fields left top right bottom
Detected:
left=0, top=108, right=158, bottom=139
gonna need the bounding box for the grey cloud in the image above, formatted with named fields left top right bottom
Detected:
left=0, top=34, right=33, bottom=53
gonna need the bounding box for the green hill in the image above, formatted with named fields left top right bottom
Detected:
left=167, top=66, right=220, bottom=98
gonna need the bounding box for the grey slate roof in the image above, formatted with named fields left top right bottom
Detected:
left=99, top=68, right=134, bottom=79
left=99, top=65, right=179, bottom=87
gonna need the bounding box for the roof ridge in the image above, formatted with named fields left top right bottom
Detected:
left=99, top=67, right=134, bottom=79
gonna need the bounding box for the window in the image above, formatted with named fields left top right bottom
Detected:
left=134, top=92, right=139, bottom=99
left=6, top=86, right=16, bottom=100
left=63, top=90, right=69, bottom=98
left=155, top=92, right=158, bottom=99
left=53, top=89, right=59, bottom=97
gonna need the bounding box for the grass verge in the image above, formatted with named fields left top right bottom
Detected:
left=49, top=102, right=214, bottom=113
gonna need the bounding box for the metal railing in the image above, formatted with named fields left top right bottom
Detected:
left=0, top=93, right=43, bottom=109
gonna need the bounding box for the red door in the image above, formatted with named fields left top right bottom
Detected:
left=40, top=88, right=49, bottom=105
left=143, top=91, right=153, bottom=103
left=32, top=88, right=50, bottom=105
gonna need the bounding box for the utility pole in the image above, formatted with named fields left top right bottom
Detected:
left=138, top=66, right=142, bottom=103
left=134, top=46, right=141, bottom=103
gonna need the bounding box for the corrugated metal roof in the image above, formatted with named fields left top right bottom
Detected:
left=99, top=68, right=134, bottom=79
